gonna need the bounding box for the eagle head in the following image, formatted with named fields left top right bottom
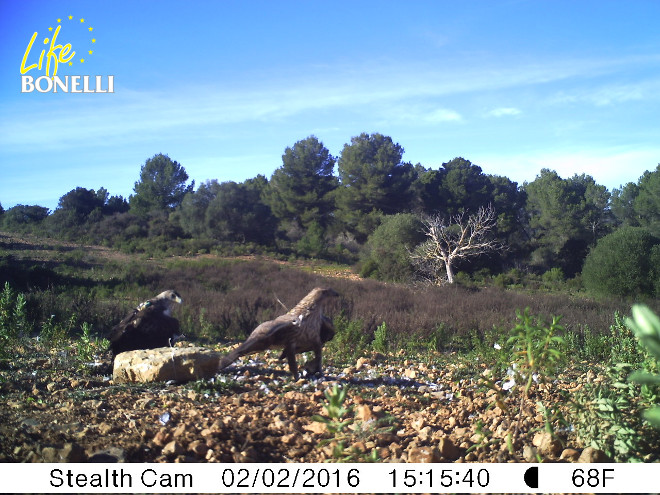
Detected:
left=152, top=290, right=183, bottom=316
left=315, top=287, right=339, bottom=299
left=155, top=290, right=183, bottom=304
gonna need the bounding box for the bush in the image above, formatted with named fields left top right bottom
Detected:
left=582, top=226, right=659, bottom=297
left=0, top=282, right=31, bottom=359
left=358, top=213, right=425, bottom=283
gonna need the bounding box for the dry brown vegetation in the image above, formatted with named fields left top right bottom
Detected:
left=0, top=230, right=636, bottom=351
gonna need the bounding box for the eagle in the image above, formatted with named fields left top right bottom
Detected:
left=108, top=290, right=184, bottom=357
left=219, top=287, right=339, bottom=379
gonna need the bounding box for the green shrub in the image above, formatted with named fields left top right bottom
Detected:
left=358, top=213, right=424, bottom=283
left=626, top=305, right=660, bottom=428
left=569, top=363, right=651, bottom=462
left=325, top=315, right=369, bottom=364
left=0, top=282, right=31, bottom=359
left=582, top=226, right=659, bottom=297
left=541, top=267, right=564, bottom=288
left=372, top=321, right=388, bottom=353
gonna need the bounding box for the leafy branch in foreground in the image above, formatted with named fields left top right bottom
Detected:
left=0, top=282, right=30, bottom=360
left=311, top=384, right=379, bottom=462
left=482, top=308, right=566, bottom=457
left=626, top=305, right=660, bottom=428
left=567, top=305, right=660, bottom=462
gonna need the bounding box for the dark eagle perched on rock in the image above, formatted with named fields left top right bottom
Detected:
left=219, top=287, right=339, bottom=379
left=108, top=290, right=184, bottom=357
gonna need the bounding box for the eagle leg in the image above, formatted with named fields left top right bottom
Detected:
left=304, top=343, right=323, bottom=375
left=283, top=343, right=299, bottom=380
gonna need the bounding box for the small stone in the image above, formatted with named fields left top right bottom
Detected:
left=560, top=448, right=580, bottom=462
left=88, top=447, right=126, bottom=463
left=188, top=440, right=207, bottom=458
left=281, top=433, right=297, bottom=445
left=412, top=417, right=427, bottom=431
left=60, top=443, right=87, bottom=462
left=408, top=446, right=442, bottom=463
left=233, top=446, right=257, bottom=462
left=134, top=398, right=154, bottom=409
left=162, top=440, right=184, bottom=457
left=375, top=433, right=399, bottom=446
left=351, top=441, right=366, bottom=453
left=173, top=423, right=187, bottom=438
left=153, top=429, right=172, bottom=447
left=303, top=422, right=327, bottom=435
left=41, top=447, right=59, bottom=463
left=532, top=432, right=562, bottom=457
left=356, top=404, right=374, bottom=422
left=97, top=422, right=115, bottom=435
left=453, top=426, right=468, bottom=437
left=523, top=444, right=538, bottom=462
left=404, top=369, right=417, bottom=379
left=438, top=436, right=461, bottom=460
left=578, top=447, right=611, bottom=463
left=356, top=357, right=370, bottom=369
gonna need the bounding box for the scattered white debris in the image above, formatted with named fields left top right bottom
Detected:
left=159, top=412, right=171, bottom=425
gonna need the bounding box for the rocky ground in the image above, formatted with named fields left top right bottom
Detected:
left=0, top=340, right=614, bottom=465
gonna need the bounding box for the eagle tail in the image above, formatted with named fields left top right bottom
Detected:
left=218, top=347, right=243, bottom=370
left=218, top=337, right=269, bottom=370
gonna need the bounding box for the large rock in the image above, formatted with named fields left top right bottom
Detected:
left=113, top=346, right=222, bottom=383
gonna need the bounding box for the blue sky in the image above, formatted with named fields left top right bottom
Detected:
left=1, top=0, right=659, bottom=210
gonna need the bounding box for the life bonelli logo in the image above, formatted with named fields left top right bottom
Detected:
left=20, top=15, right=114, bottom=93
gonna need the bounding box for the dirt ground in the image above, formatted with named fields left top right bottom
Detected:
left=1, top=340, right=599, bottom=465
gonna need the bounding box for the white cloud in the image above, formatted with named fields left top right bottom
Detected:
left=425, top=108, right=463, bottom=123
left=548, top=77, right=660, bottom=107
left=486, top=107, right=522, bottom=118
left=472, top=147, right=660, bottom=189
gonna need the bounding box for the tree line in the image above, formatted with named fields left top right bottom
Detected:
left=1, top=133, right=659, bottom=296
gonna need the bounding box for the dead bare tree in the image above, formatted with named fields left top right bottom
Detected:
left=411, top=205, right=503, bottom=285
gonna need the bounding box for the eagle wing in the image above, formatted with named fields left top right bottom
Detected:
left=109, top=302, right=181, bottom=355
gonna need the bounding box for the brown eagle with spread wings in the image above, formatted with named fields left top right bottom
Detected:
left=219, top=287, right=338, bottom=379
left=108, top=290, right=184, bottom=358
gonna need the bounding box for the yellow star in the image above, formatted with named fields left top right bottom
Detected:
left=88, top=27, right=93, bottom=32
left=48, top=27, right=53, bottom=31
left=80, top=18, right=84, bottom=23
left=57, top=19, right=61, bottom=23
left=88, top=50, right=93, bottom=55
left=68, top=15, right=73, bottom=20
left=92, top=38, right=96, bottom=43
left=80, top=58, right=85, bottom=63
left=69, top=62, right=73, bottom=66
